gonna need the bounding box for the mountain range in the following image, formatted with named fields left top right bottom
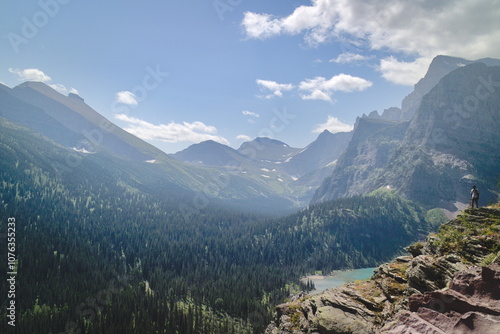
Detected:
left=172, top=131, right=352, bottom=205
left=173, top=55, right=500, bottom=213
left=1, top=55, right=499, bottom=214
left=1, top=55, right=499, bottom=333
left=0, top=82, right=299, bottom=213
left=313, top=59, right=500, bottom=213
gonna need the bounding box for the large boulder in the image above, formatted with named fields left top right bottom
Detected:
left=381, top=259, right=500, bottom=333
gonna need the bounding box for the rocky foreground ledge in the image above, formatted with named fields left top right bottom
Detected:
left=265, top=207, right=500, bottom=334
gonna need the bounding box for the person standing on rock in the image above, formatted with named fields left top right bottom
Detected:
left=470, top=185, right=480, bottom=208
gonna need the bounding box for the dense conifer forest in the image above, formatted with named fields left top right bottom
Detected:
left=0, top=119, right=436, bottom=333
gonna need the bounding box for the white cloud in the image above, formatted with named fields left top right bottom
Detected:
left=313, top=115, right=354, bottom=133
left=242, top=0, right=500, bottom=85
left=242, top=1, right=338, bottom=44
left=236, top=134, right=252, bottom=142
left=299, top=73, right=372, bottom=101
left=242, top=110, right=260, bottom=118
left=9, top=68, right=52, bottom=82
left=114, top=114, right=230, bottom=145
left=242, top=12, right=283, bottom=39
left=330, top=52, right=370, bottom=64
left=49, top=84, right=67, bottom=94
left=256, top=79, right=294, bottom=98
left=301, top=89, right=332, bottom=102
left=115, top=91, right=138, bottom=106
left=379, top=56, right=433, bottom=86
left=9, top=68, right=79, bottom=95
left=254, top=74, right=371, bottom=102
left=49, top=83, right=79, bottom=95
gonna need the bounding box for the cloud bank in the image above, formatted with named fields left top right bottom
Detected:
left=9, top=68, right=52, bottom=82
left=255, top=74, right=372, bottom=102
left=299, top=73, right=372, bottom=102
left=114, top=114, right=229, bottom=145
left=236, top=134, right=252, bottom=142
left=242, top=0, right=500, bottom=85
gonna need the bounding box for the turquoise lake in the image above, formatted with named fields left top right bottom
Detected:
left=304, top=267, right=376, bottom=294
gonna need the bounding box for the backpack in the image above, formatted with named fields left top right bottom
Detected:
left=471, top=187, right=479, bottom=199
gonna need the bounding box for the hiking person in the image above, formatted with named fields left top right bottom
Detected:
left=470, top=185, right=479, bottom=208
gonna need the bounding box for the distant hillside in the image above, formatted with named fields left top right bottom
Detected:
left=0, top=83, right=300, bottom=213
left=238, top=137, right=301, bottom=163
left=172, top=131, right=353, bottom=206
left=9, top=81, right=166, bottom=161
left=261, top=192, right=434, bottom=272
left=172, top=140, right=246, bottom=167
left=282, top=130, right=352, bottom=177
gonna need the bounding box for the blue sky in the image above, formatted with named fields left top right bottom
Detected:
left=1, top=0, right=500, bottom=153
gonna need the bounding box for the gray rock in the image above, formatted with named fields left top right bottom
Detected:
left=313, top=58, right=500, bottom=211
left=265, top=208, right=500, bottom=334
left=381, top=259, right=500, bottom=333
left=406, top=255, right=466, bottom=293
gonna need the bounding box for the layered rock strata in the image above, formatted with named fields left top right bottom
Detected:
left=265, top=207, right=500, bottom=334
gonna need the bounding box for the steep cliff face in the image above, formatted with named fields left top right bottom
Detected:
left=312, top=118, right=407, bottom=203
left=283, top=130, right=352, bottom=178
left=265, top=207, right=500, bottom=334
left=400, top=55, right=500, bottom=121
left=313, top=62, right=500, bottom=211
left=380, top=63, right=500, bottom=210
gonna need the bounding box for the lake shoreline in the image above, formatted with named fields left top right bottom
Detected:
left=302, top=268, right=376, bottom=294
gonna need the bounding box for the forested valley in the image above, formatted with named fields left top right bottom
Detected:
left=0, top=119, right=439, bottom=333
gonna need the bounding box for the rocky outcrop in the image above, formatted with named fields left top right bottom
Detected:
left=270, top=284, right=381, bottom=334
left=265, top=207, right=500, bottom=334
left=381, top=262, right=500, bottom=333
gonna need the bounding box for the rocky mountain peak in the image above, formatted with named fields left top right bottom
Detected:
left=238, top=137, right=300, bottom=162
left=171, top=140, right=242, bottom=167
left=313, top=59, right=500, bottom=210
left=238, top=137, right=292, bottom=151
left=400, top=55, right=500, bottom=121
